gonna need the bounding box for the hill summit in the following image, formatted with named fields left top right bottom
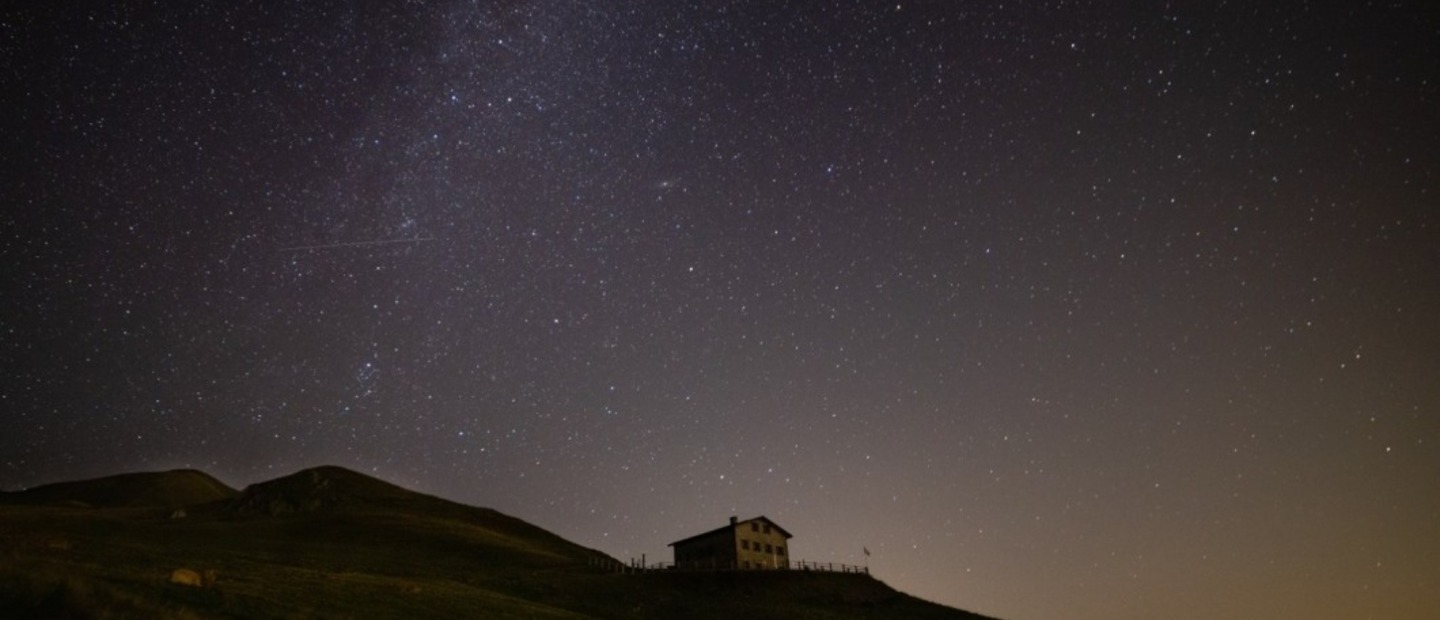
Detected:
left=226, top=465, right=428, bottom=515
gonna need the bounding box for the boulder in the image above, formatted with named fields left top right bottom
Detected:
left=170, top=568, right=216, bottom=588
left=170, top=568, right=203, bottom=587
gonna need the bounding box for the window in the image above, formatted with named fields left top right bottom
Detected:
left=741, top=540, right=749, bottom=550
left=765, top=543, right=773, bottom=553
left=764, top=525, right=771, bottom=534
left=777, top=546, right=785, bottom=556
left=751, top=522, right=759, bottom=532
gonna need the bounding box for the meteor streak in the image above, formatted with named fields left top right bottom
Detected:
left=278, top=237, right=434, bottom=252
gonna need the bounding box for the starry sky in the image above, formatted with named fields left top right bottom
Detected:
left=3, top=2, right=1438, bottom=619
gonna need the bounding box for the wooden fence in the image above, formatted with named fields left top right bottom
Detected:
left=790, top=560, right=869, bottom=574
left=590, top=556, right=868, bottom=575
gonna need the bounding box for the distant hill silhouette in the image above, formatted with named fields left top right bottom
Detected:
left=222, top=465, right=598, bottom=565
left=0, top=465, right=999, bottom=619
left=0, top=469, right=236, bottom=509
left=226, top=465, right=437, bottom=515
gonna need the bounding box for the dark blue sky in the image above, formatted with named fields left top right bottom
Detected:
left=3, top=3, right=1437, bottom=619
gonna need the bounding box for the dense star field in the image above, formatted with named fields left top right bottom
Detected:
left=2, top=2, right=1437, bottom=619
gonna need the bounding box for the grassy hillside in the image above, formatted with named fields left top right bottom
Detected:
left=0, top=466, right=996, bottom=620
left=0, top=469, right=237, bottom=509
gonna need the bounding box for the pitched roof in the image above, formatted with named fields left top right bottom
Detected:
left=667, top=515, right=792, bottom=547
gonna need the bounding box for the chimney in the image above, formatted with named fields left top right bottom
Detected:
left=730, top=516, right=738, bottom=526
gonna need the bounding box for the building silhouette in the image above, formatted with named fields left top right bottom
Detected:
left=669, top=515, right=791, bottom=570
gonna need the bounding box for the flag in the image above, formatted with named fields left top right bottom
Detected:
left=863, top=546, right=870, bottom=557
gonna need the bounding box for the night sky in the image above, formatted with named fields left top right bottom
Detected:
left=3, top=2, right=1438, bottom=619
